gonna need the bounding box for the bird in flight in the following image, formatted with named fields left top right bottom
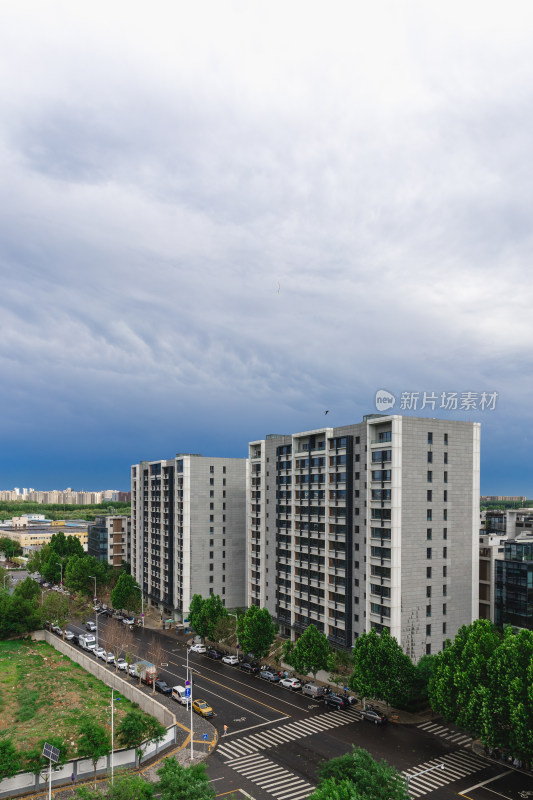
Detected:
left=325, top=410, right=329, bottom=415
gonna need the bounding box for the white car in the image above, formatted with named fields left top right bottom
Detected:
left=222, top=654, right=239, bottom=665
left=122, top=617, right=135, bottom=626
left=103, top=651, right=115, bottom=664
left=129, top=664, right=138, bottom=676
left=189, top=643, right=206, bottom=654
left=95, top=647, right=106, bottom=659
left=86, top=621, right=97, bottom=631
left=279, top=678, right=302, bottom=691
left=51, top=624, right=62, bottom=635
left=117, top=658, right=127, bottom=671
left=64, top=630, right=75, bottom=641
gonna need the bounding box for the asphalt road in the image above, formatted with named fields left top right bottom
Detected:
left=57, top=617, right=533, bottom=800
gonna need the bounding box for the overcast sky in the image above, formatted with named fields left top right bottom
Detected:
left=1, top=1, right=532, bottom=493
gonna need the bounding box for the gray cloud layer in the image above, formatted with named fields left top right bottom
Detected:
left=1, top=1, right=533, bottom=485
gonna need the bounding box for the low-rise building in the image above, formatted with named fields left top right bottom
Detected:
left=87, top=515, right=131, bottom=567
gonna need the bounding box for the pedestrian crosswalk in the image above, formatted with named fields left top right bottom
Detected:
left=417, top=720, right=473, bottom=747
left=217, top=706, right=361, bottom=759
left=402, top=750, right=487, bottom=797
left=226, top=753, right=315, bottom=800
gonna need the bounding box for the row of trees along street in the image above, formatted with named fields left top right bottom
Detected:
left=187, top=594, right=533, bottom=765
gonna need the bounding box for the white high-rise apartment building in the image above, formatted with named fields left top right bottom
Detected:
left=131, top=454, right=246, bottom=619
left=247, top=415, right=480, bottom=662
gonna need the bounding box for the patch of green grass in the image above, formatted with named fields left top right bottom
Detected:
left=16, top=689, right=40, bottom=722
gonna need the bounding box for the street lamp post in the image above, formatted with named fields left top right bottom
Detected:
left=406, top=763, right=445, bottom=790
left=228, top=612, right=239, bottom=658
left=56, top=561, right=63, bottom=589
left=88, top=574, right=97, bottom=606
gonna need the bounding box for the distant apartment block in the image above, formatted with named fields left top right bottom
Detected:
left=131, top=455, right=246, bottom=619
left=481, top=496, right=527, bottom=503
left=88, top=515, right=131, bottom=567
left=247, top=415, right=480, bottom=662
left=494, top=511, right=533, bottom=631
left=479, top=533, right=507, bottom=622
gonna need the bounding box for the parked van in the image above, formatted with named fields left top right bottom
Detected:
left=302, top=683, right=325, bottom=699
left=79, top=634, right=96, bottom=651
left=171, top=686, right=190, bottom=706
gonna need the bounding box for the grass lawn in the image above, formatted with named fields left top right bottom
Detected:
left=0, top=639, right=149, bottom=761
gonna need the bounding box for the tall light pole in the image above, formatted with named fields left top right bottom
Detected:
left=56, top=561, right=63, bottom=589
left=88, top=574, right=97, bottom=607
left=110, top=690, right=121, bottom=785
left=228, top=612, right=239, bottom=658
left=89, top=575, right=98, bottom=649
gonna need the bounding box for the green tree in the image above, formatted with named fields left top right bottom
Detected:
left=78, top=718, right=111, bottom=789
left=284, top=624, right=330, bottom=680
left=111, top=573, right=141, bottom=613
left=187, top=594, right=228, bottom=641
left=14, top=576, right=41, bottom=602
left=41, top=591, right=69, bottom=636
left=480, top=626, right=533, bottom=760
left=116, top=710, right=166, bottom=765
left=0, top=536, right=22, bottom=558
left=429, top=619, right=501, bottom=733
left=309, top=778, right=368, bottom=800
left=349, top=628, right=416, bottom=709
left=0, top=738, right=22, bottom=780
left=65, top=555, right=107, bottom=597
left=0, top=593, right=41, bottom=639
left=315, top=746, right=407, bottom=800
left=157, top=758, right=215, bottom=800
left=108, top=772, right=154, bottom=800
left=212, top=613, right=236, bottom=645
left=236, top=606, right=276, bottom=660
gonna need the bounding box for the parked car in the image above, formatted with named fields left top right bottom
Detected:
left=86, top=621, right=97, bottom=632
left=260, top=670, right=280, bottom=683
left=279, top=678, right=302, bottom=691
left=51, top=624, right=62, bottom=635
left=323, top=694, right=349, bottom=710
left=239, top=662, right=260, bottom=675
left=116, top=658, right=127, bottom=671
left=302, top=683, right=325, bottom=699
left=155, top=680, right=172, bottom=695
left=94, top=647, right=106, bottom=659
left=192, top=699, right=213, bottom=718
left=64, top=630, right=75, bottom=641
left=104, top=652, right=115, bottom=664
left=222, top=654, right=239, bottom=665
left=360, top=707, right=387, bottom=725
left=206, top=648, right=223, bottom=660
left=122, top=617, right=135, bottom=626
left=71, top=634, right=80, bottom=645
left=189, top=643, right=206, bottom=654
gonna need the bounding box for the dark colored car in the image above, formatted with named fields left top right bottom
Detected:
left=360, top=707, right=387, bottom=724
left=239, top=662, right=260, bottom=675
left=323, top=694, right=349, bottom=710
left=259, top=670, right=280, bottom=682
left=154, top=680, right=172, bottom=695
left=71, top=634, right=80, bottom=646
left=206, top=648, right=223, bottom=660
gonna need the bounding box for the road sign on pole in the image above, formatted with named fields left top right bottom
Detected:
left=202, top=733, right=208, bottom=741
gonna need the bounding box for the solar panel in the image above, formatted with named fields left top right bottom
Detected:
left=42, top=743, right=60, bottom=763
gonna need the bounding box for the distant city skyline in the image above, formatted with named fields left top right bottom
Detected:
left=1, top=3, right=533, bottom=494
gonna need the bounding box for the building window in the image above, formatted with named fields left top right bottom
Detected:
left=443, top=622, right=446, bottom=634
left=427, top=471, right=432, bottom=482
left=427, top=490, right=432, bottom=502
left=426, top=643, right=432, bottom=655
left=210, top=527, right=214, bottom=533
left=355, top=436, right=360, bottom=444
left=444, top=452, right=448, bottom=464
left=210, top=478, right=214, bottom=485
left=443, top=509, right=447, bottom=521
left=209, top=576, right=213, bottom=583
left=443, top=603, right=447, bottom=615
left=428, top=432, right=433, bottom=444
left=427, top=510, right=432, bottom=521
left=223, top=466, right=226, bottom=474
left=427, top=528, right=432, bottom=540
left=443, top=566, right=447, bottom=577
left=210, top=515, right=214, bottom=522
left=426, top=605, right=432, bottom=617
left=444, top=433, right=448, bottom=445
left=443, top=528, right=447, bottom=539
left=444, top=471, right=448, bottom=484
left=209, top=564, right=213, bottom=571
left=443, top=490, right=447, bottom=502
left=427, top=548, right=432, bottom=559
left=443, top=547, right=447, bottom=558
left=209, top=551, right=214, bottom=559
left=210, top=503, right=214, bottom=510
left=210, top=539, right=214, bottom=546
left=210, top=466, right=214, bottom=473
left=443, top=585, right=447, bottom=596
left=426, top=567, right=432, bottom=578
left=426, top=624, right=431, bottom=636
left=354, top=614, right=359, bottom=622
left=210, top=490, right=214, bottom=497
left=426, top=586, right=432, bottom=597
left=427, top=451, right=433, bottom=463
left=355, top=454, right=360, bottom=462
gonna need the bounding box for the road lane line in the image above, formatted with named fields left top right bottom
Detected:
left=224, top=717, right=288, bottom=737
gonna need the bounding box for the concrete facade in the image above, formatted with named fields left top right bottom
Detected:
left=87, top=515, right=131, bottom=567
left=247, top=415, right=480, bottom=662
left=131, top=454, right=246, bottom=619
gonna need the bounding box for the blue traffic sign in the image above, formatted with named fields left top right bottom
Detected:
left=184, top=687, right=191, bottom=698
left=185, top=679, right=190, bottom=686
left=202, top=733, right=208, bottom=741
